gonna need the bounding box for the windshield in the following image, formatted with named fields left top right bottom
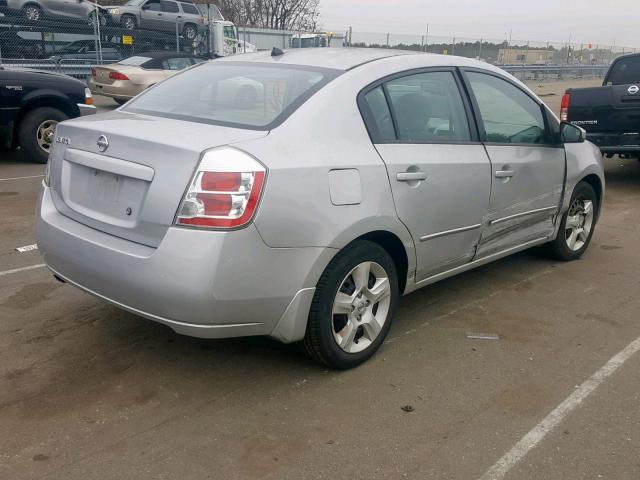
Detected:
left=124, top=62, right=340, bottom=130
left=125, top=0, right=146, bottom=5
left=118, top=56, right=152, bottom=66
left=606, top=56, right=640, bottom=85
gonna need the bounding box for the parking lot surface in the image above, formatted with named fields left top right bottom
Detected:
left=2, top=78, right=640, bottom=480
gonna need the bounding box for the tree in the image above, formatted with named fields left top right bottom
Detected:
left=216, top=0, right=320, bottom=31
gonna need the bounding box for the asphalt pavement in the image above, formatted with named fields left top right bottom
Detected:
left=1, top=78, right=639, bottom=480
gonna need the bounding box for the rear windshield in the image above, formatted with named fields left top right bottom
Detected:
left=123, top=62, right=340, bottom=130
left=119, top=56, right=152, bottom=66
left=606, top=56, right=640, bottom=85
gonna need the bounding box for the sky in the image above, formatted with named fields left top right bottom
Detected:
left=319, top=0, right=639, bottom=48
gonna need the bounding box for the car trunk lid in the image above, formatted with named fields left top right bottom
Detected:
left=49, top=110, right=268, bottom=247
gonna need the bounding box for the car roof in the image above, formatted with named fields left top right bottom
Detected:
left=131, top=50, right=200, bottom=60
left=218, top=47, right=498, bottom=72
left=218, top=48, right=421, bottom=71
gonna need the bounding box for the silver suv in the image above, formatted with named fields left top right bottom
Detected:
left=105, top=0, right=204, bottom=41
left=5, top=0, right=106, bottom=25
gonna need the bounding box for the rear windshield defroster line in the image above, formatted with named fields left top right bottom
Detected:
left=123, top=62, right=343, bottom=131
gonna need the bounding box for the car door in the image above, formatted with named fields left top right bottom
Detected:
left=463, top=70, right=565, bottom=257
left=59, top=0, right=87, bottom=19
left=360, top=69, right=492, bottom=281
left=159, top=0, right=181, bottom=33
left=140, top=0, right=163, bottom=29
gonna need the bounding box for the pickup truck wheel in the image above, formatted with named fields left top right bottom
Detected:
left=303, top=240, right=399, bottom=370
left=18, top=107, right=68, bottom=164
left=545, top=181, right=598, bottom=261
left=114, top=98, right=129, bottom=106
left=120, top=14, right=136, bottom=30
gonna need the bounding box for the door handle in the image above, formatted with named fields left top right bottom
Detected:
left=495, top=170, right=515, bottom=178
left=397, top=171, right=428, bottom=182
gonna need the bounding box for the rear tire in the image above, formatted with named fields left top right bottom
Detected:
left=114, top=98, right=129, bottom=106
left=303, top=240, right=399, bottom=370
left=18, top=107, right=68, bottom=164
left=545, top=181, right=598, bottom=261
left=183, top=23, right=198, bottom=41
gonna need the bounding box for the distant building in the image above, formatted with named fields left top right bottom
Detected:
left=498, top=48, right=553, bottom=65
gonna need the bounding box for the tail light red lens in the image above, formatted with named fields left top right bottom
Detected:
left=175, top=148, right=266, bottom=229
left=91, top=68, right=96, bottom=77
left=560, top=93, right=571, bottom=122
left=109, top=71, right=129, bottom=81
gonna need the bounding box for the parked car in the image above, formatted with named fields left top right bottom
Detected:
left=36, top=49, right=604, bottom=369
left=4, top=0, right=107, bottom=25
left=88, top=51, right=203, bottom=105
left=105, top=0, right=204, bottom=41
left=50, top=40, right=123, bottom=63
left=0, top=66, right=95, bottom=163
left=562, top=53, right=640, bottom=158
left=0, top=30, right=46, bottom=59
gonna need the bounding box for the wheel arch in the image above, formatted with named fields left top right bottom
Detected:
left=580, top=173, right=603, bottom=219
left=12, top=96, right=76, bottom=147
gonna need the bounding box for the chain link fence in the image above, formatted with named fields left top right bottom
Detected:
left=1, top=3, right=636, bottom=83
left=342, top=30, right=638, bottom=80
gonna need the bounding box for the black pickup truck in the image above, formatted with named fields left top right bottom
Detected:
left=562, top=53, right=640, bottom=158
left=0, top=67, right=96, bottom=163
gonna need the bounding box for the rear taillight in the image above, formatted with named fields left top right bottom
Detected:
left=109, top=71, right=129, bottom=80
left=175, top=147, right=266, bottom=229
left=199, top=16, right=204, bottom=24
left=91, top=68, right=96, bottom=77
left=560, top=93, right=571, bottom=122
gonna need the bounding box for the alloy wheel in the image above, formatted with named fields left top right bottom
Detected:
left=565, top=197, right=594, bottom=251
left=36, top=120, right=58, bottom=154
left=122, top=16, right=135, bottom=29
left=332, top=261, right=392, bottom=354
left=25, top=6, right=41, bottom=21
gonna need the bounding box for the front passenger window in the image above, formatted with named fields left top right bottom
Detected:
left=467, top=72, right=547, bottom=144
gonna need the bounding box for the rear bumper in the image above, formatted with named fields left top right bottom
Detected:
left=88, top=77, right=142, bottom=100
left=586, top=132, right=640, bottom=154
left=36, top=186, right=332, bottom=342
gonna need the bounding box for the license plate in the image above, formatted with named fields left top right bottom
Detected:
left=90, top=169, right=121, bottom=205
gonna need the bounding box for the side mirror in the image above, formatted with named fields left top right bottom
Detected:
left=141, top=4, right=149, bottom=9
left=560, top=122, right=586, bottom=144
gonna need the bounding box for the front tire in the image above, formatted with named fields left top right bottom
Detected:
left=18, top=107, right=68, bottom=164
left=545, top=181, right=598, bottom=261
left=303, top=240, right=399, bottom=369
left=120, top=14, right=136, bottom=30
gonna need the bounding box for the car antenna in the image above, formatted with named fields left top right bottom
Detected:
left=271, top=47, right=284, bottom=57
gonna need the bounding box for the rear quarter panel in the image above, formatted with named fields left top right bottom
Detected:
left=237, top=62, right=418, bottom=282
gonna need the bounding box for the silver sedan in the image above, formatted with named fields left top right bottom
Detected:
left=36, top=49, right=604, bottom=369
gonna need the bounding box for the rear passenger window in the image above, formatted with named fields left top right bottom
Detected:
left=386, top=71, right=471, bottom=143
left=162, top=57, right=193, bottom=70
left=606, top=56, right=640, bottom=85
left=467, top=72, right=546, bottom=145
left=181, top=3, right=199, bottom=14
left=161, top=0, right=179, bottom=13
left=362, top=86, right=396, bottom=143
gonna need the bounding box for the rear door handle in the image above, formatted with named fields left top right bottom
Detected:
left=495, top=170, right=515, bottom=178
left=397, top=172, right=428, bottom=182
